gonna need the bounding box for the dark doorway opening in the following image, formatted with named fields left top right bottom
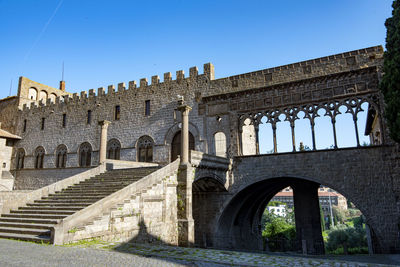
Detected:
left=171, top=130, right=195, bottom=161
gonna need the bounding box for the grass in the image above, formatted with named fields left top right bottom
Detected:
left=62, top=238, right=112, bottom=248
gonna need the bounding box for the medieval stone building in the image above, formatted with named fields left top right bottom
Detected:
left=0, top=45, right=399, bottom=254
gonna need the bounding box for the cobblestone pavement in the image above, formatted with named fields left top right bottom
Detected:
left=0, top=238, right=399, bottom=267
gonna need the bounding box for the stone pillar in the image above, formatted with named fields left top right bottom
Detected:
left=255, top=123, right=260, bottom=155
left=177, top=104, right=192, bottom=165
left=98, top=120, right=111, bottom=164
left=310, top=119, right=316, bottom=150
left=292, top=181, right=325, bottom=255
left=272, top=122, right=277, bottom=153
left=290, top=121, right=296, bottom=152
left=331, top=117, right=338, bottom=149
left=177, top=98, right=194, bottom=247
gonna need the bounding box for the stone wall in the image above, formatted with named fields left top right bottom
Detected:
left=10, top=46, right=383, bottom=172
left=58, top=160, right=180, bottom=245
left=0, top=138, right=14, bottom=190
left=17, top=76, right=70, bottom=109
left=13, top=167, right=91, bottom=190
left=197, top=145, right=400, bottom=253
left=0, top=96, right=18, bottom=134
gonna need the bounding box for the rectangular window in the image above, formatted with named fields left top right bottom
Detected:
left=115, top=105, right=120, bottom=120
left=87, top=110, right=92, bottom=124
left=41, top=118, right=45, bottom=130
left=62, top=114, right=67, bottom=127
left=145, top=100, right=150, bottom=116
left=23, top=119, right=27, bottom=132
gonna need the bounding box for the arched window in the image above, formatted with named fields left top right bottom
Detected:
left=34, top=146, right=45, bottom=169
left=38, top=91, right=48, bottom=102
left=214, top=132, right=227, bottom=158
left=107, top=139, right=121, bottom=160
left=56, top=145, right=67, bottom=168
left=28, top=88, right=37, bottom=100
left=137, top=136, right=154, bottom=162
left=79, top=142, right=92, bottom=167
left=49, top=93, right=57, bottom=103
left=16, top=148, right=25, bottom=170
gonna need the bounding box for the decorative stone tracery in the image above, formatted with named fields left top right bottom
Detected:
left=107, top=139, right=121, bottom=160
left=237, top=94, right=383, bottom=154
left=137, top=136, right=154, bottom=162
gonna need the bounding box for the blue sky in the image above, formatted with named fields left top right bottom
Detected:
left=0, top=0, right=394, bottom=149
left=0, top=0, right=393, bottom=98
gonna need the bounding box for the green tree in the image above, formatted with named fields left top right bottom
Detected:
left=320, top=206, right=326, bottom=231
left=380, top=0, right=400, bottom=143
left=326, top=224, right=367, bottom=254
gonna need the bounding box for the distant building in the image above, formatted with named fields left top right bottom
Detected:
left=271, top=186, right=348, bottom=216
left=267, top=204, right=287, bottom=217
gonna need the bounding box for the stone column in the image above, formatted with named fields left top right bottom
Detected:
left=98, top=120, right=111, bottom=164
left=272, top=122, right=277, bottom=153
left=177, top=104, right=192, bottom=165
left=310, top=119, right=316, bottom=150
left=177, top=99, right=194, bottom=247
left=290, top=121, right=296, bottom=152
left=331, top=117, right=338, bottom=149
left=292, top=180, right=325, bottom=255
left=255, top=123, right=260, bottom=155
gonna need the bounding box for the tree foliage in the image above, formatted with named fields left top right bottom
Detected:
left=326, top=224, right=367, bottom=254
left=261, top=207, right=296, bottom=251
left=381, top=0, right=400, bottom=143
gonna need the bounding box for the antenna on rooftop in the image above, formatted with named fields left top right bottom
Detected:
left=9, top=79, right=12, bottom=96
left=62, top=61, right=64, bottom=81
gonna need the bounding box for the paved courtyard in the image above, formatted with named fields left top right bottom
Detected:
left=0, top=238, right=399, bottom=267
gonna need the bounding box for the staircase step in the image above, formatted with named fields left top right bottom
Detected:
left=0, top=222, right=53, bottom=229
left=0, top=227, right=50, bottom=236
left=0, top=217, right=59, bottom=224
left=0, top=232, right=50, bottom=243
left=10, top=210, right=75, bottom=215
left=42, top=196, right=104, bottom=200
left=27, top=203, right=90, bottom=207
left=0, top=166, right=160, bottom=245
left=1, top=214, right=67, bottom=220
left=19, top=206, right=85, bottom=211
left=50, top=192, right=112, bottom=196
left=34, top=199, right=97, bottom=204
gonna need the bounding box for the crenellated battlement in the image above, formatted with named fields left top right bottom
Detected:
left=17, top=44, right=384, bottom=115
left=19, top=63, right=215, bottom=114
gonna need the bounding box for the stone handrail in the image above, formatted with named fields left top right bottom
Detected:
left=0, top=165, right=107, bottom=214
left=52, top=159, right=180, bottom=245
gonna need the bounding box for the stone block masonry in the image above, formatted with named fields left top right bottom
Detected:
left=8, top=46, right=383, bottom=173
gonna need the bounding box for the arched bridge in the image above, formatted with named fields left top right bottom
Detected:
left=191, top=145, right=400, bottom=254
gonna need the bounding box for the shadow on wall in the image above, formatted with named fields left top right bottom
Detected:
left=113, top=219, right=187, bottom=265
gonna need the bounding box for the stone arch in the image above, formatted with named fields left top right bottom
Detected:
left=107, top=138, right=121, bottom=160
left=79, top=142, right=92, bottom=167
left=136, top=135, right=154, bottom=162
left=192, top=174, right=228, bottom=247
left=28, top=87, right=38, bottom=100
left=170, top=130, right=195, bottom=162
left=34, top=146, right=45, bottom=169
left=38, top=90, right=48, bottom=102
left=49, top=93, right=57, bottom=103
left=55, top=144, right=67, bottom=168
left=15, top=148, right=26, bottom=170
left=213, top=174, right=381, bottom=253
left=193, top=172, right=227, bottom=191
left=164, top=122, right=201, bottom=148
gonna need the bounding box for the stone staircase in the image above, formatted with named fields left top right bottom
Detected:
left=0, top=166, right=159, bottom=244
